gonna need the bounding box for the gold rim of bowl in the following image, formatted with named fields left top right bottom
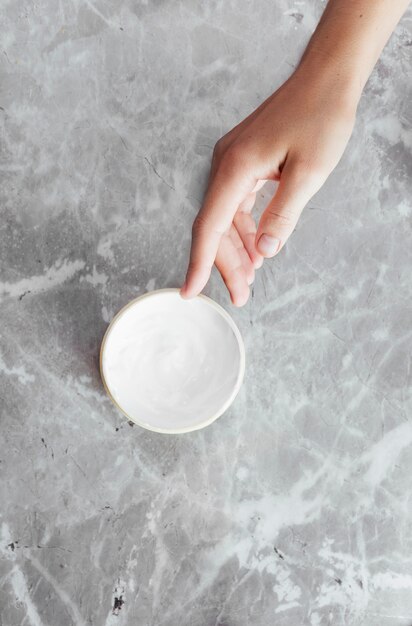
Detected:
left=99, top=288, right=246, bottom=434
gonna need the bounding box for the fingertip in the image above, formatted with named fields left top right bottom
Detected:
left=256, top=234, right=281, bottom=258
left=179, top=288, right=191, bottom=300
left=230, top=286, right=250, bottom=307
left=180, top=268, right=209, bottom=300
left=253, top=255, right=264, bottom=269
left=179, top=281, right=188, bottom=299
left=179, top=284, right=197, bottom=300
left=232, top=295, right=249, bottom=307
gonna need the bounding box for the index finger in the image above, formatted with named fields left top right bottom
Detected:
left=180, top=157, right=255, bottom=298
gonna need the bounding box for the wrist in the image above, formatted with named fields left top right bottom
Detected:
left=294, top=44, right=364, bottom=115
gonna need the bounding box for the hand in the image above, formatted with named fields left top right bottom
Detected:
left=181, top=64, right=358, bottom=306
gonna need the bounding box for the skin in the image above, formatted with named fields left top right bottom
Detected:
left=180, top=0, right=410, bottom=307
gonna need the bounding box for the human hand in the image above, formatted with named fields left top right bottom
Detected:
left=180, top=64, right=359, bottom=306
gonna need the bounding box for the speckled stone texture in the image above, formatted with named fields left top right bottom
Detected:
left=1, top=1, right=412, bottom=625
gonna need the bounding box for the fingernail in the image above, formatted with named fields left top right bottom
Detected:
left=257, top=234, right=281, bottom=257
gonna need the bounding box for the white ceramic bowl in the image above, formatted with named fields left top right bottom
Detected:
left=100, top=288, right=245, bottom=433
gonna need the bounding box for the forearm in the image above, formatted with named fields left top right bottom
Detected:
left=298, top=0, right=410, bottom=103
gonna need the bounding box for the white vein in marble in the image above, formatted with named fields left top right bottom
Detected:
left=0, top=0, right=412, bottom=624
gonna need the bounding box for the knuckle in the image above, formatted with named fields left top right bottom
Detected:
left=220, top=143, right=249, bottom=173
left=192, top=213, right=223, bottom=238
left=213, top=137, right=227, bottom=160
left=267, top=209, right=294, bottom=228
left=192, top=213, right=208, bottom=236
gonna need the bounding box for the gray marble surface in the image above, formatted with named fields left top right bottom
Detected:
left=1, top=1, right=412, bottom=624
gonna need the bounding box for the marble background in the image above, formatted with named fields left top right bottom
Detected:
left=1, top=0, right=412, bottom=624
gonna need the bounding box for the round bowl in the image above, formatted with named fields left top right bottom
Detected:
left=100, top=288, right=245, bottom=434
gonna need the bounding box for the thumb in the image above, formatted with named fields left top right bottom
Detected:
left=256, top=157, right=324, bottom=257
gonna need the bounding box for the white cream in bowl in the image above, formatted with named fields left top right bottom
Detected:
left=100, top=289, right=245, bottom=433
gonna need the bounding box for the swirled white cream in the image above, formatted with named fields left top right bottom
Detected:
left=101, top=290, right=244, bottom=432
